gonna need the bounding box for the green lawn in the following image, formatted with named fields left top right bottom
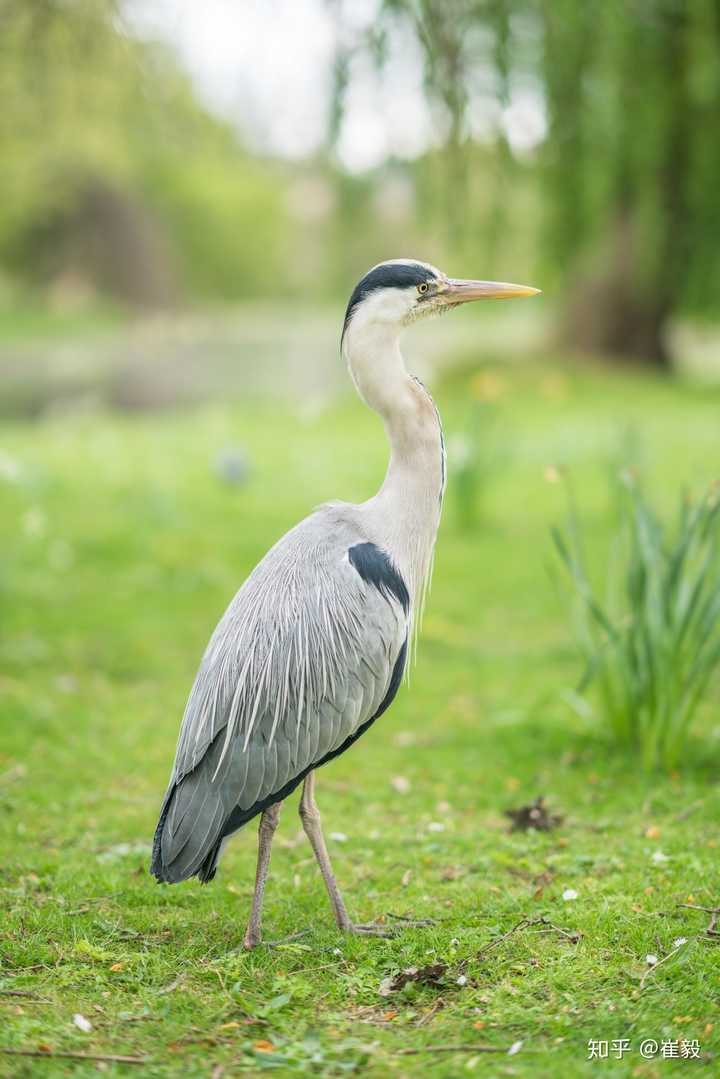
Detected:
left=1, top=356, right=719, bottom=1077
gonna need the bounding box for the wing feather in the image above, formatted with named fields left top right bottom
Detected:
left=152, top=506, right=407, bottom=883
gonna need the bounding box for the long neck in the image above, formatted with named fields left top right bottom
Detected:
left=342, top=319, right=445, bottom=615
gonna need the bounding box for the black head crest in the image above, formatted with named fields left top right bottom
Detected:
left=342, top=261, right=438, bottom=339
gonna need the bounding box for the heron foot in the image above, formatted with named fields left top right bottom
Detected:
left=344, top=922, right=398, bottom=938
left=242, top=928, right=261, bottom=950
left=386, top=912, right=437, bottom=928
left=262, top=930, right=311, bottom=948
left=342, top=913, right=436, bottom=937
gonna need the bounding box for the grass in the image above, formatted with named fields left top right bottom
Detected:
left=1, top=354, right=720, bottom=1077
left=553, top=473, right=720, bottom=771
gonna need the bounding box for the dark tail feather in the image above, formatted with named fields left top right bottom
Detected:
left=150, top=765, right=232, bottom=884
left=198, top=838, right=223, bottom=883
left=150, top=788, right=174, bottom=882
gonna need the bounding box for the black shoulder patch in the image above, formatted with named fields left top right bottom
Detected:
left=343, top=261, right=437, bottom=339
left=348, top=542, right=410, bottom=614
left=372, top=636, right=407, bottom=720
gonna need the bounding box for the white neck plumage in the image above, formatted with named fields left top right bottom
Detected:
left=342, top=315, right=445, bottom=632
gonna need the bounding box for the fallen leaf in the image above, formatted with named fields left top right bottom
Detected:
left=505, top=797, right=563, bottom=833
left=109, top=962, right=124, bottom=972
left=73, top=1013, right=92, bottom=1033
left=391, top=776, right=411, bottom=794
left=401, top=869, right=412, bottom=887
left=253, top=1040, right=275, bottom=1052
left=378, top=963, right=447, bottom=996
left=644, top=825, right=661, bottom=839
left=218, top=1021, right=241, bottom=1031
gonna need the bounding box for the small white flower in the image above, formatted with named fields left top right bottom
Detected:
left=330, top=832, right=348, bottom=843
left=456, top=975, right=468, bottom=986
left=673, top=937, right=688, bottom=948
left=646, top=954, right=658, bottom=966
left=651, top=850, right=670, bottom=864
left=428, top=822, right=445, bottom=833
left=332, top=948, right=342, bottom=956
left=562, top=888, right=578, bottom=901
left=391, top=776, right=411, bottom=794
left=450, top=937, right=460, bottom=946
left=73, top=1013, right=92, bottom=1033
left=508, top=1041, right=523, bottom=1056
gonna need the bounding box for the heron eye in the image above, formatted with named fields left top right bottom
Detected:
left=417, top=282, right=429, bottom=295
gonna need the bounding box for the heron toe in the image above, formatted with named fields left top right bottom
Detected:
left=345, top=922, right=399, bottom=938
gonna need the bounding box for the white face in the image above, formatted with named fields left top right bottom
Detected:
left=345, top=259, right=448, bottom=336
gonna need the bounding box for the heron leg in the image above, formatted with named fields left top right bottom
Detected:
left=299, top=772, right=396, bottom=937
left=242, top=801, right=282, bottom=950
left=299, top=771, right=352, bottom=930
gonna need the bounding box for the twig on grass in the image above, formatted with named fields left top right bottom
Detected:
left=0, top=1048, right=147, bottom=1065
left=673, top=799, right=705, bottom=823
left=394, top=1044, right=511, bottom=1055
left=474, top=916, right=538, bottom=961
left=0, top=990, right=50, bottom=1001
left=156, top=973, right=185, bottom=995
left=528, top=919, right=582, bottom=943
left=386, top=912, right=437, bottom=926
left=1, top=1000, right=53, bottom=1007
left=639, top=940, right=687, bottom=990
left=415, top=1000, right=443, bottom=1027
left=471, top=914, right=579, bottom=967
left=678, top=903, right=720, bottom=938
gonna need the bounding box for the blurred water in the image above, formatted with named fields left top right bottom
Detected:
left=0, top=302, right=550, bottom=417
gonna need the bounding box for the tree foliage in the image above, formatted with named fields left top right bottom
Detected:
left=374, top=0, right=720, bottom=364
left=0, top=0, right=289, bottom=304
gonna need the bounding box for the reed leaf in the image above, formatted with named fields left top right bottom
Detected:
left=554, top=476, right=720, bottom=769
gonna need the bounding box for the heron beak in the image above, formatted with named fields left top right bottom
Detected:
left=441, top=278, right=541, bottom=303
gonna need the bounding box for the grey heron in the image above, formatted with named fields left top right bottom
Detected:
left=151, top=259, right=539, bottom=947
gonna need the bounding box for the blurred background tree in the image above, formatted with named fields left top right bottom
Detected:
left=0, top=0, right=718, bottom=369
left=0, top=0, right=289, bottom=307
left=372, top=0, right=720, bottom=367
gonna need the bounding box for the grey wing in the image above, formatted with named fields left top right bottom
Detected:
left=151, top=510, right=408, bottom=884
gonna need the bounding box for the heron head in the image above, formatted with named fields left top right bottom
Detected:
left=342, top=259, right=540, bottom=341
